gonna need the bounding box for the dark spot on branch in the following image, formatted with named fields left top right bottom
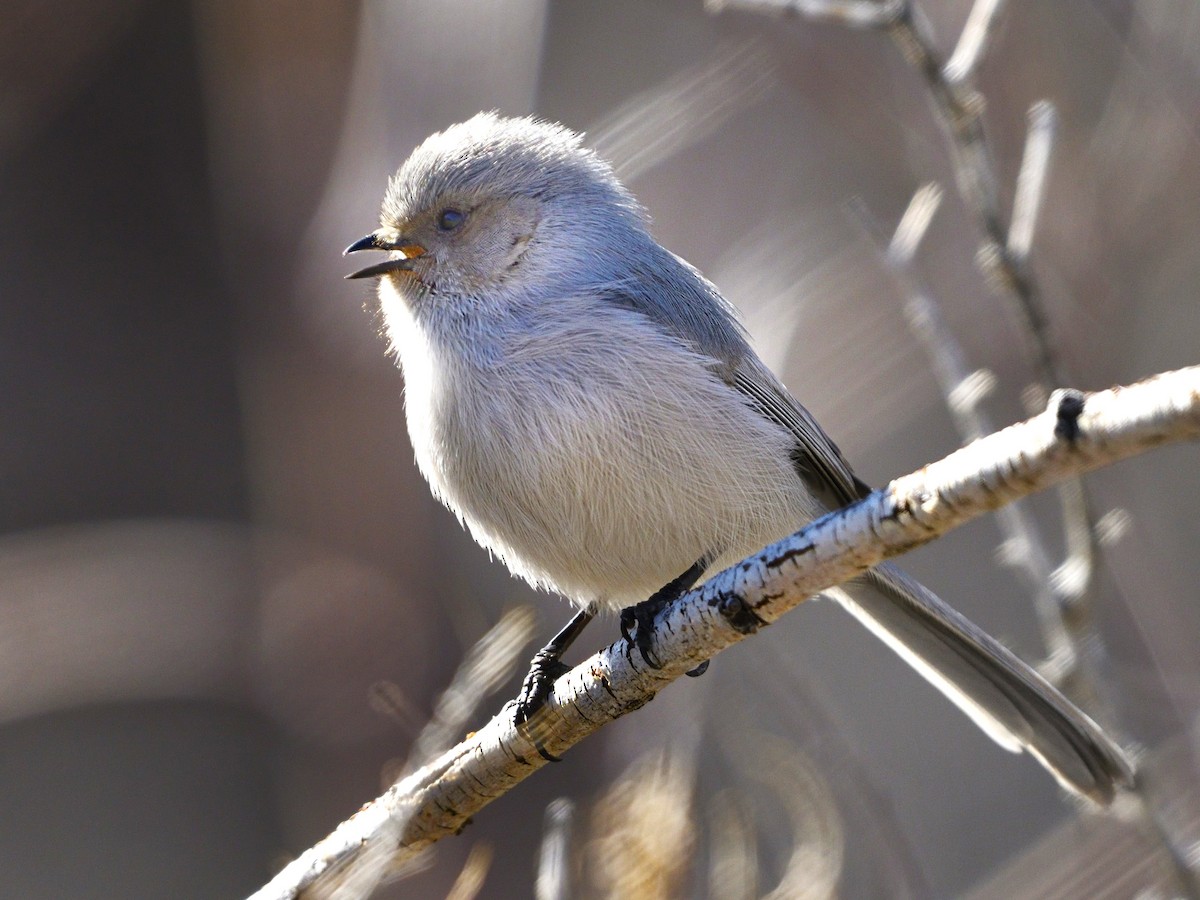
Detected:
left=599, top=674, right=619, bottom=703
left=886, top=494, right=915, bottom=522
left=623, top=693, right=652, bottom=712
left=570, top=699, right=597, bottom=724
left=1055, top=391, right=1086, bottom=444
left=765, top=543, right=814, bottom=570
left=714, top=591, right=767, bottom=634
left=498, top=735, right=528, bottom=767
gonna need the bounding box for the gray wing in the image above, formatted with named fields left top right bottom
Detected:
left=726, top=359, right=873, bottom=509
left=600, top=246, right=873, bottom=507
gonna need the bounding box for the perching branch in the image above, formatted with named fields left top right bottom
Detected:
left=249, top=365, right=1200, bottom=900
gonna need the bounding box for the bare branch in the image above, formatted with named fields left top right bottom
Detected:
left=885, top=211, right=1083, bottom=685
left=248, top=365, right=1200, bottom=900
left=887, top=182, right=943, bottom=265
left=1009, top=101, right=1058, bottom=268
left=763, top=0, right=1118, bottom=732
left=535, top=799, right=574, bottom=900
left=943, top=0, right=1007, bottom=86
left=704, top=0, right=906, bottom=28
left=770, top=5, right=1195, bottom=887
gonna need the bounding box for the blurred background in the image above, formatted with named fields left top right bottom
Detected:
left=2, top=1, right=1199, bottom=897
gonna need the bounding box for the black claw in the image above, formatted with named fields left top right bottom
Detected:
left=619, top=597, right=668, bottom=669
left=514, top=648, right=571, bottom=725
left=619, top=606, right=637, bottom=647
left=512, top=606, right=595, bottom=731
left=685, top=660, right=710, bottom=677
left=513, top=651, right=568, bottom=762
left=619, top=558, right=711, bottom=672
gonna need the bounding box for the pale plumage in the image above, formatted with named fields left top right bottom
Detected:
left=347, top=112, right=1133, bottom=804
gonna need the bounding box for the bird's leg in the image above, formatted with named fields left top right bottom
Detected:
left=514, top=604, right=595, bottom=726
left=620, top=558, right=709, bottom=673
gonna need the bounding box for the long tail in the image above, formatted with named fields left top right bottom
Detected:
left=830, top=561, right=1134, bottom=804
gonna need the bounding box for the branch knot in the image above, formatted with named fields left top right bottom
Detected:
left=1053, top=390, right=1086, bottom=445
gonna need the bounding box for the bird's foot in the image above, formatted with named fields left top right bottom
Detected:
left=513, top=646, right=571, bottom=727
left=620, top=558, right=714, bottom=672
left=511, top=605, right=595, bottom=743
left=619, top=596, right=668, bottom=669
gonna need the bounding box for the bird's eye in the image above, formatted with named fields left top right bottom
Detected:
left=437, top=208, right=466, bottom=231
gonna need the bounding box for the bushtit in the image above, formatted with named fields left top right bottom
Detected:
left=346, top=113, right=1132, bottom=803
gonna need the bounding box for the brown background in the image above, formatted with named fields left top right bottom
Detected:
left=2, top=1, right=1198, bottom=897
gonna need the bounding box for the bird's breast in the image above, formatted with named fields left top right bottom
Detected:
left=385, top=290, right=811, bottom=608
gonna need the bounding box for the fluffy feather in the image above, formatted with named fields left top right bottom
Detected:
left=363, top=113, right=1133, bottom=803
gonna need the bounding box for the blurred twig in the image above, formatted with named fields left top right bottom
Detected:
left=751, top=735, right=844, bottom=900
left=586, top=749, right=697, bottom=900
left=591, top=39, right=776, bottom=183
left=751, top=0, right=1117, bottom=697
left=444, top=843, right=493, bottom=900
left=251, top=606, right=535, bottom=900
left=751, top=0, right=1200, bottom=889
left=535, top=799, right=575, bottom=900
left=246, top=366, right=1200, bottom=900
left=879, top=181, right=1089, bottom=699
left=706, top=789, right=758, bottom=900
left=706, top=0, right=905, bottom=28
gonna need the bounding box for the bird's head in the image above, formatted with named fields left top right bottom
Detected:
left=345, top=112, right=646, bottom=301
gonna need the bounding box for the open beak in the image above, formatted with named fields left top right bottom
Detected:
left=343, top=232, right=426, bottom=280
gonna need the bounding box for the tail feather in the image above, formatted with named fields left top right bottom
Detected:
left=831, top=562, right=1134, bottom=804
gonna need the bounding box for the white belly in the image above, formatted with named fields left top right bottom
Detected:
left=386, top=288, right=815, bottom=610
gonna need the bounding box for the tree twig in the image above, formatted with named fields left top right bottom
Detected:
left=739, top=0, right=1123, bottom=736
left=881, top=182, right=1088, bottom=693
left=248, top=364, right=1200, bottom=900
left=535, top=799, right=574, bottom=900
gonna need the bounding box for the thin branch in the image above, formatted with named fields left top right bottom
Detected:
left=943, top=0, right=1007, bottom=86
left=756, top=0, right=1121, bottom=737
left=721, top=3, right=1196, bottom=892
left=248, top=365, right=1200, bottom=900
left=882, top=187, right=1083, bottom=685
left=444, top=843, right=493, bottom=900
left=704, top=0, right=905, bottom=27
left=535, top=799, right=574, bottom=900
left=1008, top=100, right=1057, bottom=268
left=265, top=607, right=535, bottom=900
left=887, top=181, right=943, bottom=265
left=724, top=0, right=1056, bottom=376
left=900, top=13, right=1060, bottom=383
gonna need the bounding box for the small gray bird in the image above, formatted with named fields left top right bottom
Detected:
left=346, top=113, right=1132, bottom=803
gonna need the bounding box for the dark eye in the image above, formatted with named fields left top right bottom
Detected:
left=437, top=208, right=466, bottom=231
